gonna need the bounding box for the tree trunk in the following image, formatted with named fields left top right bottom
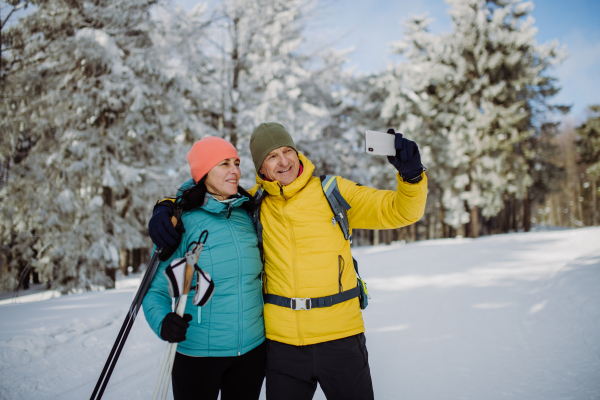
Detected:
left=512, top=195, right=519, bottom=232
left=105, top=268, right=116, bottom=287
left=440, top=207, right=449, bottom=238
left=355, top=230, right=362, bottom=246
left=548, top=197, right=555, bottom=226
left=409, top=224, right=417, bottom=242
left=119, top=249, right=130, bottom=276
left=576, top=186, right=584, bottom=225
left=141, top=248, right=150, bottom=270
left=592, top=178, right=598, bottom=226
left=504, top=195, right=511, bottom=233
left=32, top=270, right=40, bottom=284
left=0, top=158, right=9, bottom=189
left=523, top=190, right=531, bottom=232
left=0, top=249, right=7, bottom=281
left=102, top=186, right=114, bottom=236
left=463, top=222, right=470, bottom=238
left=372, top=230, right=379, bottom=246
left=470, top=205, right=479, bottom=238
left=132, top=248, right=142, bottom=273
left=102, top=185, right=116, bottom=286
left=386, top=230, right=394, bottom=245
left=496, top=208, right=503, bottom=234
left=229, top=17, right=240, bottom=148
left=119, top=188, right=132, bottom=219
left=19, top=263, right=30, bottom=290
left=428, top=213, right=436, bottom=240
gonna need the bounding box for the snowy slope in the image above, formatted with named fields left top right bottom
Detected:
left=1, top=227, right=599, bottom=400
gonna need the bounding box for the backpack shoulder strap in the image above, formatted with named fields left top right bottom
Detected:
left=320, top=175, right=352, bottom=243
left=253, top=186, right=265, bottom=261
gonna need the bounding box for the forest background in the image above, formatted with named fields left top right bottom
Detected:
left=1, top=0, right=599, bottom=293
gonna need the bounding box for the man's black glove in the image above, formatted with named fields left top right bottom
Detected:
left=149, top=205, right=182, bottom=248
left=386, top=128, right=424, bottom=182
left=160, top=312, right=192, bottom=343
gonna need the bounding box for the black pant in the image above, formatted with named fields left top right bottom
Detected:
left=171, top=341, right=266, bottom=400
left=266, top=333, right=374, bottom=400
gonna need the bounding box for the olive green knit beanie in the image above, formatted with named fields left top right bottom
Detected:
left=250, top=122, right=297, bottom=172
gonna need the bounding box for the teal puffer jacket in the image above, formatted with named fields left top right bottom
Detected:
left=142, top=194, right=265, bottom=357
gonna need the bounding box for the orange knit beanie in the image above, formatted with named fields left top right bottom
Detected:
left=187, top=137, right=240, bottom=183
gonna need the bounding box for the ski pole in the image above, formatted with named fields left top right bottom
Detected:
left=153, top=231, right=208, bottom=400
left=90, top=216, right=179, bottom=400
left=90, top=248, right=162, bottom=400
left=152, top=257, right=194, bottom=400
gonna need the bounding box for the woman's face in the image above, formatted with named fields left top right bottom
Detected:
left=205, top=157, right=241, bottom=200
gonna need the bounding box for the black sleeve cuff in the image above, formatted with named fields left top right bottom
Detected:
left=400, top=167, right=426, bottom=184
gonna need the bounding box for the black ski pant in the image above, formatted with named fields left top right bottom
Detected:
left=265, top=333, right=374, bottom=400
left=171, top=341, right=266, bottom=400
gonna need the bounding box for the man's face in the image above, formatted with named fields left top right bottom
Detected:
left=259, top=146, right=300, bottom=186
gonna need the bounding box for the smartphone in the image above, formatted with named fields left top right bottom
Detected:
left=365, top=130, right=396, bottom=156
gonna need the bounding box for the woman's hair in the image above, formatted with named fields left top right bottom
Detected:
left=177, top=177, right=256, bottom=214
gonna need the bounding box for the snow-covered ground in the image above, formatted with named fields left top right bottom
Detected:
left=1, top=227, right=599, bottom=400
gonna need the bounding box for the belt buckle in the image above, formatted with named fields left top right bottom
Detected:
left=291, top=297, right=311, bottom=310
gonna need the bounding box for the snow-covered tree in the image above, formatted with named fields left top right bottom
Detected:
left=0, top=0, right=202, bottom=291
left=577, top=105, right=600, bottom=177
left=380, top=0, right=566, bottom=237
left=0, top=0, right=355, bottom=291
left=176, top=0, right=349, bottom=183
left=576, top=105, right=600, bottom=225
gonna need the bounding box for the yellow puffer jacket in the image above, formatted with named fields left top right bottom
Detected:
left=249, top=153, right=427, bottom=346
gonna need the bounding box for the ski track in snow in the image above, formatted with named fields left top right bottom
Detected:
left=0, top=228, right=599, bottom=400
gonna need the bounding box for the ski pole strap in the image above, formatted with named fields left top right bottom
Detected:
left=263, top=286, right=360, bottom=311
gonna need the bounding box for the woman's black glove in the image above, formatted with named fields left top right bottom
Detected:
left=160, top=312, right=192, bottom=343
left=149, top=205, right=181, bottom=248
left=386, top=128, right=424, bottom=182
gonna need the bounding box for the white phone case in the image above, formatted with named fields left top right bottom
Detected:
left=365, top=130, right=396, bottom=156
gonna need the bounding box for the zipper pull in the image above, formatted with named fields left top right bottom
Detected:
left=278, top=184, right=287, bottom=200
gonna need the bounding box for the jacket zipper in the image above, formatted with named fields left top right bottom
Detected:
left=225, top=214, right=244, bottom=356
left=338, top=255, right=345, bottom=293
left=279, top=184, right=302, bottom=345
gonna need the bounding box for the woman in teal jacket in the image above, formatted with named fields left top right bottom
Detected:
left=143, top=137, right=265, bottom=400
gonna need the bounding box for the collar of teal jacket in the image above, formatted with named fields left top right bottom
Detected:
left=201, top=193, right=249, bottom=214
left=177, top=180, right=249, bottom=214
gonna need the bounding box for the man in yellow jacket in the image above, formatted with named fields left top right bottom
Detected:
left=149, top=123, right=427, bottom=399
left=249, top=123, right=426, bottom=399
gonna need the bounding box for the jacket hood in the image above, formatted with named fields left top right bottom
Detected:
left=255, top=152, right=315, bottom=199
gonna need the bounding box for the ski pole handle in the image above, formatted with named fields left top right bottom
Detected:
left=182, top=262, right=194, bottom=294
